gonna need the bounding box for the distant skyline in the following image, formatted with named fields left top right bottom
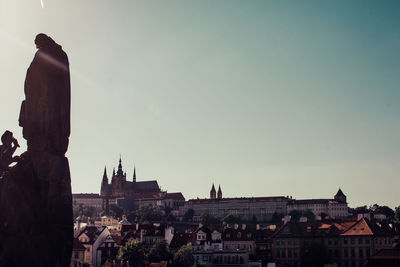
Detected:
left=0, top=1, right=399, bottom=208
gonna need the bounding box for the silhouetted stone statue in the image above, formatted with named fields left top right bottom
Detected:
left=0, top=34, right=73, bottom=267
left=19, top=33, right=70, bottom=155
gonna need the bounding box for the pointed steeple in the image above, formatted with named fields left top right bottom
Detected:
left=217, top=185, right=222, bottom=199
left=133, top=166, right=136, bottom=183
left=210, top=183, right=216, bottom=199
left=101, top=166, right=109, bottom=196
left=334, top=188, right=347, bottom=203
left=117, top=156, right=123, bottom=176
left=102, top=166, right=108, bottom=184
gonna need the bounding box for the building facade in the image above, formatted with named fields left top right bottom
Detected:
left=287, top=189, right=349, bottom=219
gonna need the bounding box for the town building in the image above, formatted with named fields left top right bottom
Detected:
left=183, top=185, right=290, bottom=222
left=70, top=238, right=86, bottom=267
left=272, top=217, right=395, bottom=267
left=72, top=193, right=103, bottom=211
left=287, top=189, right=349, bottom=219
left=76, top=225, right=119, bottom=267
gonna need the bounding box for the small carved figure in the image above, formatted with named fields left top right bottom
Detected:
left=0, top=130, right=20, bottom=177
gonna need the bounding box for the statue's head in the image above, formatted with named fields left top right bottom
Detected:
left=1, top=131, right=13, bottom=145
left=35, top=33, right=55, bottom=49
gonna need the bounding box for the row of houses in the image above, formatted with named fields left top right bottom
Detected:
left=71, top=215, right=399, bottom=267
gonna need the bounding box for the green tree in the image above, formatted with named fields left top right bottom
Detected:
left=223, top=214, right=241, bottom=224
left=110, top=204, right=124, bottom=219
left=355, top=205, right=369, bottom=214
left=147, top=239, right=171, bottom=263
left=289, top=210, right=302, bottom=221
left=201, top=210, right=221, bottom=225
left=118, top=240, right=146, bottom=267
left=375, top=205, right=395, bottom=219
left=172, top=244, right=193, bottom=267
left=136, top=205, right=162, bottom=223
left=271, top=212, right=284, bottom=225
left=166, top=213, right=177, bottom=222
left=82, top=206, right=96, bottom=218
left=303, top=209, right=316, bottom=221
left=183, top=208, right=194, bottom=222
left=164, top=206, right=172, bottom=216
left=319, top=212, right=328, bottom=220
left=394, top=206, right=400, bottom=222
left=73, top=203, right=83, bottom=219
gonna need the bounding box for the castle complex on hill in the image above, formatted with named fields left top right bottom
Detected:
left=74, top=158, right=349, bottom=221
left=99, top=158, right=184, bottom=214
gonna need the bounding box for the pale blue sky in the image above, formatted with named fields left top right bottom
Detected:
left=0, top=1, right=399, bottom=208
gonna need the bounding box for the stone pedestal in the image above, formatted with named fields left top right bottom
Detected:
left=0, top=152, right=73, bottom=267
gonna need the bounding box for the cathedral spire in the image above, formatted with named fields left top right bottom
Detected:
left=102, top=166, right=108, bottom=183
left=101, top=166, right=109, bottom=196
left=217, top=185, right=222, bottom=199
left=117, top=156, right=123, bottom=176
left=210, top=183, right=216, bottom=199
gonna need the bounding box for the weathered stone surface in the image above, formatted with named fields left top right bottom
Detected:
left=19, top=33, right=70, bottom=156
left=0, top=33, right=73, bottom=267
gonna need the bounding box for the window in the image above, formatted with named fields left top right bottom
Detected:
left=359, top=248, right=363, bottom=258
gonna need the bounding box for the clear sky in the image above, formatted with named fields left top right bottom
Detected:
left=1, top=0, right=399, bottom=208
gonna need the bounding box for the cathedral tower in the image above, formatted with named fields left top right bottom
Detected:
left=210, top=184, right=216, bottom=199
left=217, top=185, right=222, bottom=199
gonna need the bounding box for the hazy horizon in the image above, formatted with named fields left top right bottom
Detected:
left=1, top=0, right=399, bottom=208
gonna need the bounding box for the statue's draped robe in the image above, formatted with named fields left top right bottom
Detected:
left=20, top=42, right=70, bottom=155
